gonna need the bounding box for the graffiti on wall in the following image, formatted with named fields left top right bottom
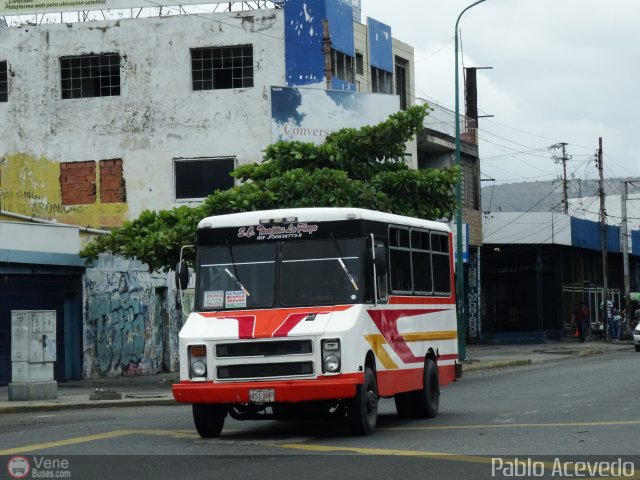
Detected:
left=0, top=153, right=128, bottom=228
left=85, top=270, right=165, bottom=377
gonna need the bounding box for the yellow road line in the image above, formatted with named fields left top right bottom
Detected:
left=0, top=430, right=134, bottom=455
left=380, top=419, right=640, bottom=431
left=0, top=427, right=242, bottom=455
left=274, top=443, right=640, bottom=479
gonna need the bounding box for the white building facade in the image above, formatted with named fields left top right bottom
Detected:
left=0, top=0, right=417, bottom=380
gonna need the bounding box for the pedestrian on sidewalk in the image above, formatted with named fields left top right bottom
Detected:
left=600, top=298, right=614, bottom=341
left=572, top=302, right=589, bottom=342
left=611, top=308, right=622, bottom=342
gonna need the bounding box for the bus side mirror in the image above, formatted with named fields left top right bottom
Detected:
left=175, top=261, right=190, bottom=290
left=374, top=245, right=387, bottom=276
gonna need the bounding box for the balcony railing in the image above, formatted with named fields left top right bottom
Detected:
left=418, top=98, right=477, bottom=145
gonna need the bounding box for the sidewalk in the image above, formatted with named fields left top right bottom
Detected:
left=0, top=339, right=634, bottom=414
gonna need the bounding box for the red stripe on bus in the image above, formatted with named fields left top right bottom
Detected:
left=368, top=309, right=448, bottom=364
left=388, top=296, right=455, bottom=305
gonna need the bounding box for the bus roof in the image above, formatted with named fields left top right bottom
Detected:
left=198, top=208, right=451, bottom=233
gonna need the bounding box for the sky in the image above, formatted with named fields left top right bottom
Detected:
left=359, top=0, right=640, bottom=188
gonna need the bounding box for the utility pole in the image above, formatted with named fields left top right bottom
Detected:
left=597, top=137, right=608, bottom=341
left=620, top=178, right=640, bottom=335
left=322, top=19, right=332, bottom=90
left=549, top=142, right=570, bottom=214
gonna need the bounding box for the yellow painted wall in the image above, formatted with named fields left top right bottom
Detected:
left=0, top=153, right=128, bottom=228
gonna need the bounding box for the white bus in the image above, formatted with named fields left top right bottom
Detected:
left=173, top=207, right=459, bottom=436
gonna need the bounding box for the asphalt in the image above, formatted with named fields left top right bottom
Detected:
left=0, top=338, right=634, bottom=414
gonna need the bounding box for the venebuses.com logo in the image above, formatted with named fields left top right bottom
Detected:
left=7, top=456, right=30, bottom=479
left=6, top=456, right=72, bottom=478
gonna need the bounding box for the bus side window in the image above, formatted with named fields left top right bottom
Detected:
left=377, top=272, right=388, bottom=301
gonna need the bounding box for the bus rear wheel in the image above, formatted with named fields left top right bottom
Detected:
left=192, top=403, right=227, bottom=438
left=348, top=367, right=378, bottom=435
left=412, top=358, right=439, bottom=418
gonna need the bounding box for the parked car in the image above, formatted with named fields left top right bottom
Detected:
left=634, top=324, right=640, bottom=352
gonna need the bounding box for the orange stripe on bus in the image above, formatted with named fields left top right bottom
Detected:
left=364, top=334, right=398, bottom=369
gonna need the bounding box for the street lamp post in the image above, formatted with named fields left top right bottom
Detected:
left=455, top=0, right=486, bottom=361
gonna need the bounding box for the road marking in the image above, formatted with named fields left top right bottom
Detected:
left=276, top=443, right=492, bottom=463
left=0, top=430, right=134, bottom=455
left=274, top=443, right=640, bottom=479
left=0, top=428, right=238, bottom=455
left=379, top=419, right=640, bottom=431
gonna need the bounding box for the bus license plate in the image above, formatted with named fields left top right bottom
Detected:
left=249, top=388, right=275, bottom=403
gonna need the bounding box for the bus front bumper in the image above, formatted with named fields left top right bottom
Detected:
left=172, top=373, right=362, bottom=404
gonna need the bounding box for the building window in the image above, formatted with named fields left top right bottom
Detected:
left=60, top=161, right=96, bottom=205
left=99, top=159, right=126, bottom=203
left=60, top=53, right=120, bottom=99
left=331, top=49, right=354, bottom=84
left=371, top=66, right=393, bottom=94
left=395, top=56, right=408, bottom=110
left=191, top=45, right=253, bottom=91
left=355, top=52, right=364, bottom=76
left=0, top=61, right=7, bottom=102
left=174, top=157, right=236, bottom=200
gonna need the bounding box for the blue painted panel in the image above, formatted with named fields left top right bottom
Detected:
left=326, top=0, right=354, bottom=56
left=367, top=17, right=393, bottom=73
left=331, top=77, right=356, bottom=91
left=284, top=0, right=326, bottom=86
left=632, top=230, right=640, bottom=256
left=571, top=218, right=620, bottom=253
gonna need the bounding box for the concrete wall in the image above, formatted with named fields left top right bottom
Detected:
left=0, top=10, right=285, bottom=228
left=83, top=254, right=179, bottom=378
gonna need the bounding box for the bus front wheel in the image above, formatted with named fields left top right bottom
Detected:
left=192, top=403, right=227, bottom=438
left=348, top=367, right=378, bottom=435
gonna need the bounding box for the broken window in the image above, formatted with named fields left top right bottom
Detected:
left=0, top=61, right=7, bottom=102
left=371, top=66, right=393, bottom=95
left=331, top=49, right=354, bottom=84
left=191, top=45, right=253, bottom=91
left=99, top=159, right=126, bottom=203
left=174, top=157, right=236, bottom=200
left=60, top=53, right=120, bottom=99
left=355, top=52, right=364, bottom=76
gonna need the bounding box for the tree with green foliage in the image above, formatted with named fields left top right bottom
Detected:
left=80, top=104, right=459, bottom=272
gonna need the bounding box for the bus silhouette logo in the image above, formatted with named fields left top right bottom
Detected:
left=7, top=456, right=30, bottom=479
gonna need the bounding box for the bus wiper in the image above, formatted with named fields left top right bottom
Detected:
left=224, top=268, right=251, bottom=297
left=225, top=239, right=250, bottom=296
left=330, top=233, right=359, bottom=291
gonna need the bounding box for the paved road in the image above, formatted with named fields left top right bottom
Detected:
left=1, top=350, right=638, bottom=479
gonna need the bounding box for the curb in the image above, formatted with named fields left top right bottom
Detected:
left=0, top=397, right=179, bottom=415
left=462, top=345, right=615, bottom=374
left=462, top=359, right=532, bottom=373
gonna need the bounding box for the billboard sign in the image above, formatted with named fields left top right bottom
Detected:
left=271, top=86, right=400, bottom=144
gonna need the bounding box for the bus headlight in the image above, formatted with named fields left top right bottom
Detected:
left=189, top=345, right=207, bottom=379
left=321, top=339, right=341, bottom=373
left=191, top=360, right=207, bottom=377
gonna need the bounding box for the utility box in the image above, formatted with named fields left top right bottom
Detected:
left=9, top=310, right=58, bottom=401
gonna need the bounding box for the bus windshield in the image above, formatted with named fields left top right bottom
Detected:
left=279, top=238, right=362, bottom=307
left=197, top=243, right=277, bottom=311
left=196, top=238, right=363, bottom=310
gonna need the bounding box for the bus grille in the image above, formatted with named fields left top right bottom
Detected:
left=216, top=340, right=312, bottom=358
left=217, top=361, right=314, bottom=380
